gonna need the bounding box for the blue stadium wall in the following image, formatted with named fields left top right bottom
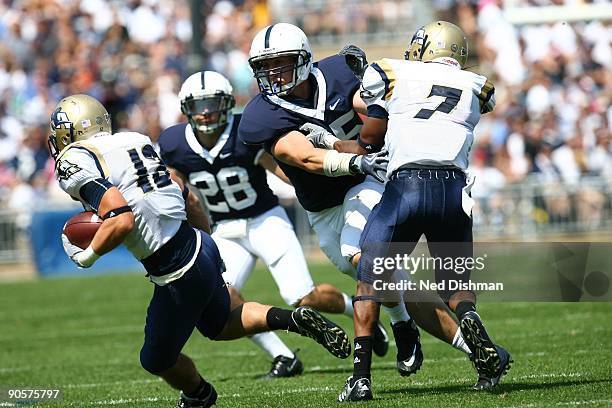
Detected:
left=31, top=210, right=141, bottom=277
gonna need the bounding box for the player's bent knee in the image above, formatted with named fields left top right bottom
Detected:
left=139, top=347, right=177, bottom=375
left=227, top=286, right=245, bottom=310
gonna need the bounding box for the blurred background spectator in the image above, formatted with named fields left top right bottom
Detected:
left=0, top=0, right=609, bottom=253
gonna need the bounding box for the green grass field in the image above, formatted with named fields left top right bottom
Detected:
left=1, top=263, right=611, bottom=407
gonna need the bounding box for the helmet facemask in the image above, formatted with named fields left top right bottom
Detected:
left=249, top=50, right=311, bottom=96
left=48, top=107, right=75, bottom=160
left=181, top=92, right=236, bottom=136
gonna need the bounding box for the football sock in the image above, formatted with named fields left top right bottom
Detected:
left=352, top=336, right=373, bottom=384
left=382, top=303, right=410, bottom=324
left=391, top=319, right=418, bottom=361
left=452, top=327, right=472, bottom=354
left=343, top=293, right=354, bottom=317
left=184, top=376, right=212, bottom=400
left=251, top=332, right=294, bottom=359
left=455, top=300, right=476, bottom=321
left=266, top=307, right=300, bottom=333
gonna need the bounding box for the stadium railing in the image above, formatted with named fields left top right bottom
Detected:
left=0, top=176, right=609, bottom=267
left=473, top=176, right=612, bottom=240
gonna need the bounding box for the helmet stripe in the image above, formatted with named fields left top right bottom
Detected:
left=264, top=24, right=275, bottom=48
left=201, top=71, right=206, bottom=90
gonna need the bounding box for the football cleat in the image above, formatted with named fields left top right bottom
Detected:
left=392, top=320, right=424, bottom=377
left=460, top=311, right=512, bottom=389
left=338, top=376, right=373, bottom=402
left=472, top=346, right=512, bottom=390
left=177, top=384, right=217, bottom=408
left=372, top=321, right=390, bottom=357
left=291, top=306, right=351, bottom=359
left=262, top=354, right=304, bottom=379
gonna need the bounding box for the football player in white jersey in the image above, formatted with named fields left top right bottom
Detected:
left=158, top=70, right=368, bottom=379
left=242, top=22, right=475, bottom=383
left=49, top=94, right=352, bottom=408
left=331, top=21, right=512, bottom=401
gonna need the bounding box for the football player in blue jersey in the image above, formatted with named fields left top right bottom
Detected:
left=49, top=94, right=352, bottom=408
left=239, top=23, right=474, bottom=385
left=158, top=70, right=384, bottom=379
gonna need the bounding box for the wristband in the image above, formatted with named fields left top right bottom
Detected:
left=323, top=150, right=356, bottom=177
left=75, top=245, right=100, bottom=268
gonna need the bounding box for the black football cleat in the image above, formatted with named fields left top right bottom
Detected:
left=472, top=346, right=512, bottom=390
left=262, top=354, right=304, bottom=379
left=177, top=384, right=217, bottom=408
left=338, top=376, right=373, bottom=402
left=392, top=320, right=424, bottom=377
left=460, top=311, right=512, bottom=389
left=372, top=321, right=390, bottom=357
left=291, top=306, right=351, bottom=359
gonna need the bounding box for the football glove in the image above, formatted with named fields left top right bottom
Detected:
left=61, top=234, right=99, bottom=268
left=349, top=150, right=389, bottom=183
left=339, top=44, right=368, bottom=80
left=299, top=123, right=339, bottom=150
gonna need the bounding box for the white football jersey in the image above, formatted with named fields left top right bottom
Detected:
left=361, top=59, right=495, bottom=174
left=55, top=131, right=187, bottom=260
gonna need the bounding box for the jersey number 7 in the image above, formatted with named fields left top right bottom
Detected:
left=414, top=85, right=462, bottom=120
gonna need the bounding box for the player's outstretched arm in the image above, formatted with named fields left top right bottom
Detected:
left=271, top=131, right=331, bottom=175
left=168, top=167, right=211, bottom=234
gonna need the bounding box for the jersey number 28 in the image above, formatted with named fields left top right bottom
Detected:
left=190, top=167, right=257, bottom=213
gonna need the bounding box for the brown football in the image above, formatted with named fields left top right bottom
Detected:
left=63, top=211, right=102, bottom=249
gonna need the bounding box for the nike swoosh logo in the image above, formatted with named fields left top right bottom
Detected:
left=329, top=98, right=341, bottom=110
left=219, top=152, right=231, bottom=159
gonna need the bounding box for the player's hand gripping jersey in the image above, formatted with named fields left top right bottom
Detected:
left=239, top=55, right=365, bottom=212
left=56, top=132, right=189, bottom=262
left=361, top=58, right=495, bottom=175
left=158, top=114, right=278, bottom=223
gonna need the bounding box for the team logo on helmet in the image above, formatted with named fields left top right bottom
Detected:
left=51, top=109, right=72, bottom=130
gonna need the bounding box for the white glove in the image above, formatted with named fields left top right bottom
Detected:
left=299, top=123, right=339, bottom=150
left=61, top=234, right=100, bottom=268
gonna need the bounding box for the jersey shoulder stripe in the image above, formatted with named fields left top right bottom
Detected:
left=477, top=78, right=495, bottom=113
left=370, top=59, right=396, bottom=101
left=58, top=143, right=109, bottom=178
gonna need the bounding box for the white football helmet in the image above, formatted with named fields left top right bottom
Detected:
left=248, top=23, right=313, bottom=96
left=178, top=71, right=235, bottom=135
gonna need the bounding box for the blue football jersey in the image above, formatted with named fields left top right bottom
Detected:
left=158, top=114, right=278, bottom=222
left=239, top=55, right=366, bottom=212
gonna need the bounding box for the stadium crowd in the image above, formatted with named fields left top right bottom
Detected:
left=0, top=0, right=609, bottom=232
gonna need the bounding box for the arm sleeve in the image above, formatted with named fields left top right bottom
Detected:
left=158, top=129, right=178, bottom=168
left=238, top=101, right=296, bottom=149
